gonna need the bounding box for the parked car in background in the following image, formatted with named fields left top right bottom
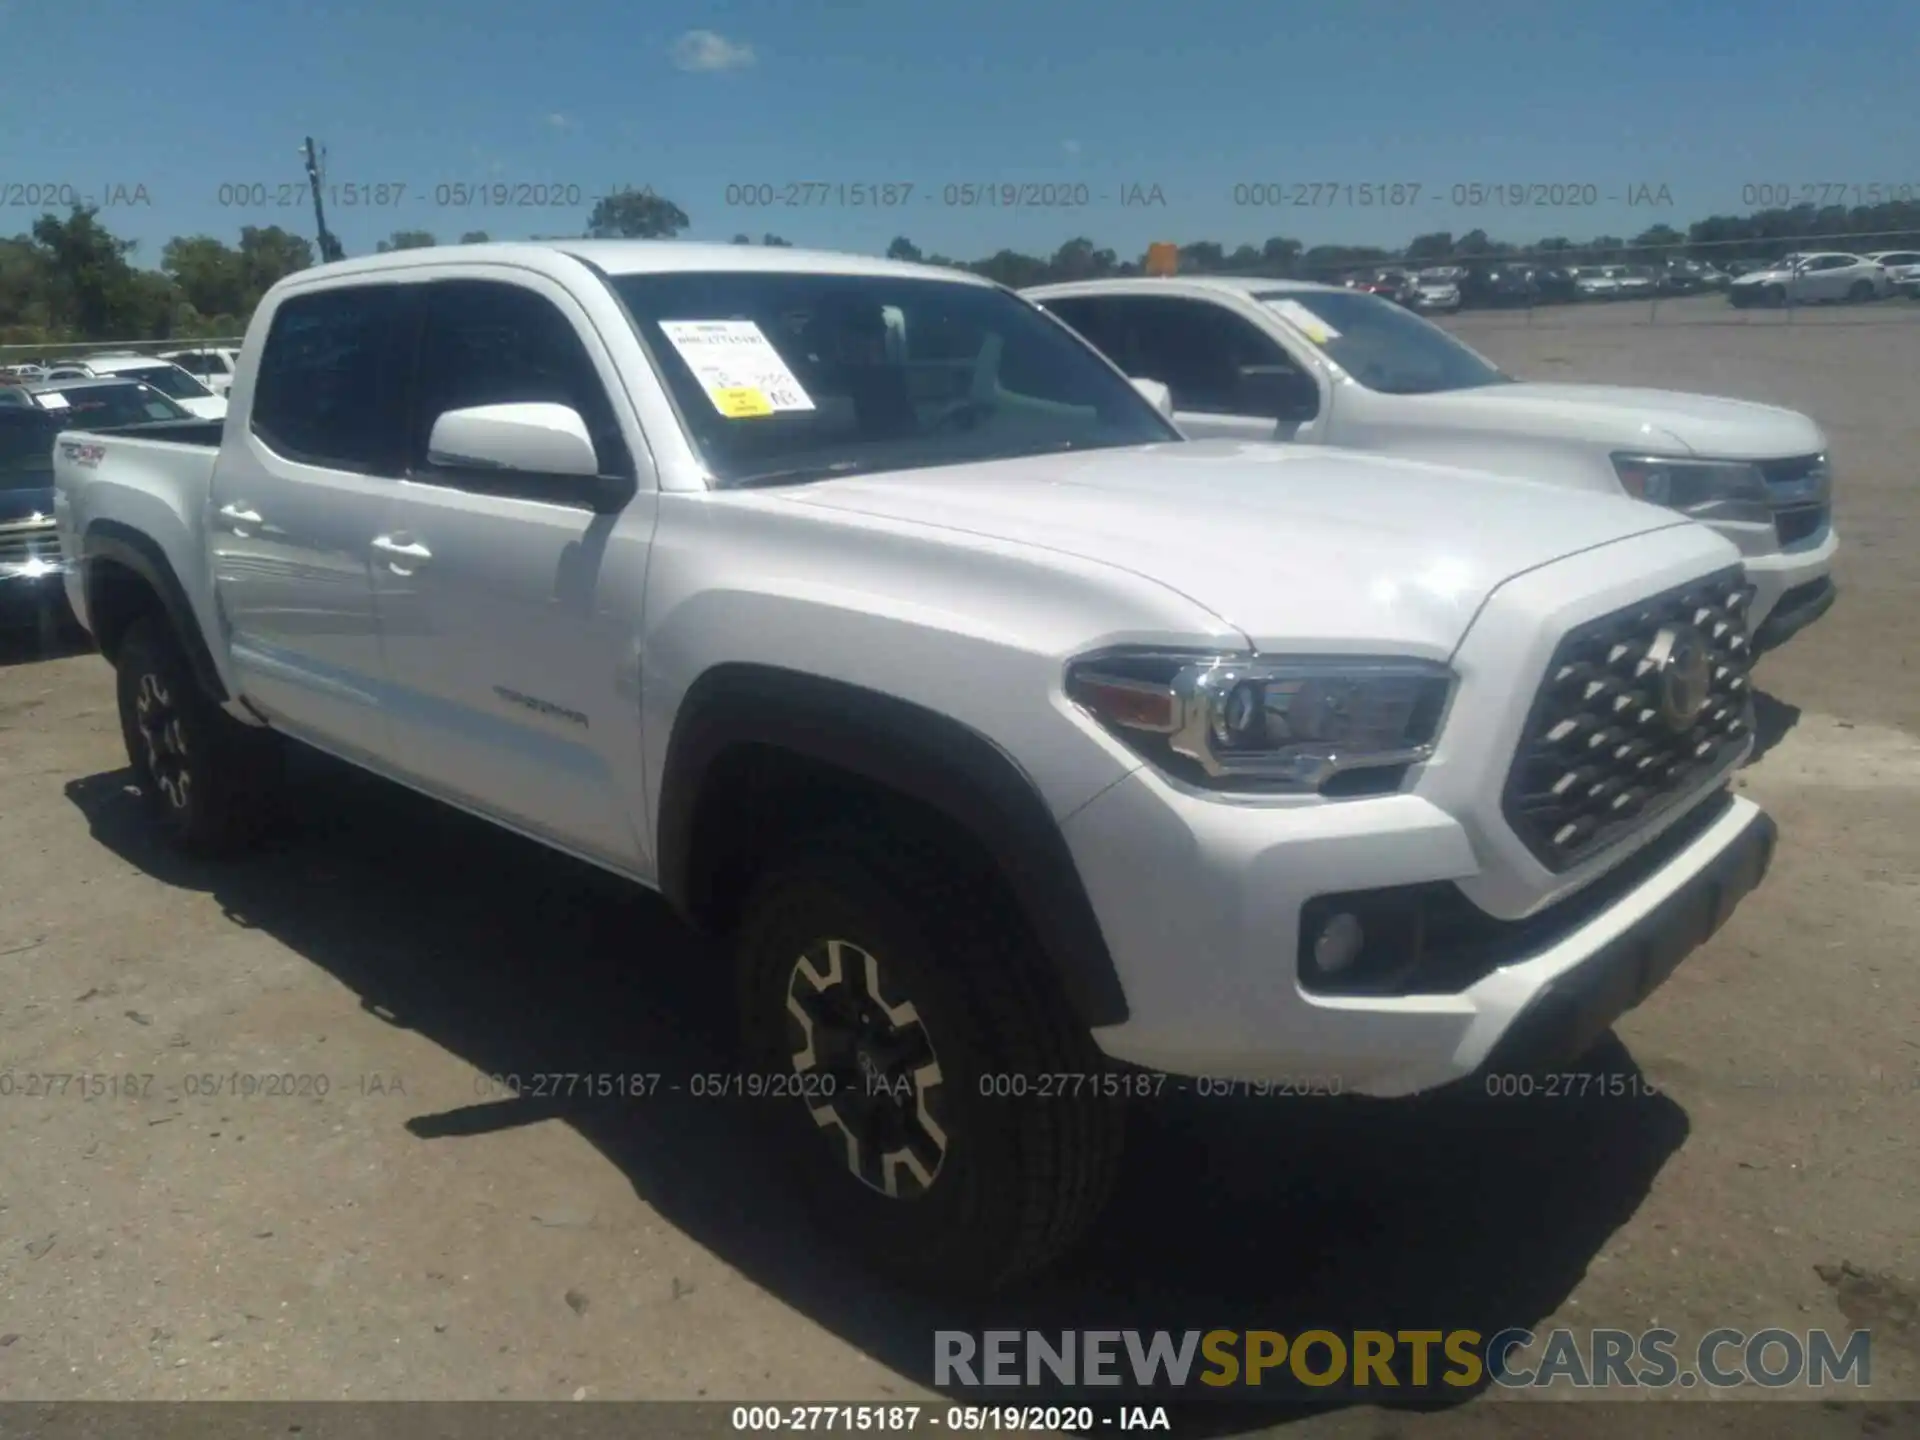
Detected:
left=55, top=240, right=1780, bottom=1292
left=1531, top=266, right=1581, bottom=304
left=39, top=353, right=228, bottom=418
left=1469, top=265, right=1537, bottom=307
left=1410, top=269, right=1462, bottom=313
left=1354, top=269, right=1417, bottom=306
left=1608, top=265, right=1659, bottom=300
left=1029, top=274, right=1837, bottom=651
left=1864, top=251, right=1920, bottom=295
left=1727, top=253, right=1892, bottom=307
left=10, top=377, right=198, bottom=427
left=2, top=380, right=195, bottom=638
left=1660, top=260, right=1730, bottom=295
left=1572, top=267, right=1619, bottom=300
left=159, top=347, right=243, bottom=397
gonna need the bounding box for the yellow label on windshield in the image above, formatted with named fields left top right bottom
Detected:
left=712, top=386, right=773, bottom=418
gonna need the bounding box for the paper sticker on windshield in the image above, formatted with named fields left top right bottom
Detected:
left=1265, top=298, right=1340, bottom=344
left=36, top=391, right=70, bottom=409
left=657, top=320, right=815, bottom=418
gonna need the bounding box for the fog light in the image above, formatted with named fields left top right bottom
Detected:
left=1313, top=912, right=1365, bottom=975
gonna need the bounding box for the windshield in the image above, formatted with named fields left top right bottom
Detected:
left=38, top=382, right=192, bottom=427
left=1254, top=289, right=1511, bottom=396
left=116, top=363, right=213, bottom=400
left=606, top=270, right=1180, bottom=487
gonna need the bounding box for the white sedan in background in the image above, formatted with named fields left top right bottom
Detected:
left=1727, top=253, right=1892, bottom=307
left=1864, top=250, right=1920, bottom=297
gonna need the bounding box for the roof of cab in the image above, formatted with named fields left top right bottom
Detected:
left=276, top=240, right=997, bottom=288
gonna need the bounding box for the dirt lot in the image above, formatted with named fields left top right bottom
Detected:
left=1, top=295, right=1917, bottom=1434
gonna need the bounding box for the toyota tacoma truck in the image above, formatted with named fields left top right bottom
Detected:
left=1027, top=275, right=1838, bottom=653
left=55, top=242, right=1777, bottom=1292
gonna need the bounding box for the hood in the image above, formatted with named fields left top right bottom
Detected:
left=177, top=395, right=228, bottom=420
left=776, top=441, right=1691, bottom=655
left=1395, top=381, right=1824, bottom=457
left=1731, top=267, right=1791, bottom=285
left=0, top=483, right=55, bottom=525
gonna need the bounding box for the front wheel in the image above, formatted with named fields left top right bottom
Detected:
left=115, top=616, right=283, bottom=854
left=735, top=827, right=1125, bottom=1293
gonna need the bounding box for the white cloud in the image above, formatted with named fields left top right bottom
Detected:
left=543, top=112, right=576, bottom=131
left=1062, top=139, right=1082, bottom=157
left=671, top=29, right=756, bottom=72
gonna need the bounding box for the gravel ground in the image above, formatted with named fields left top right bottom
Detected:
left=1, top=294, right=1916, bottom=1434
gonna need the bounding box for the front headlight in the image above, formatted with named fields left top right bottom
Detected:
left=1067, top=651, right=1454, bottom=794
left=1612, top=453, right=1774, bottom=525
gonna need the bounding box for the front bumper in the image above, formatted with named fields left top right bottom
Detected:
left=1470, top=797, right=1773, bottom=1076
left=1741, top=523, right=1837, bottom=635
left=1069, top=756, right=1771, bottom=1095
left=1062, top=529, right=1776, bottom=1097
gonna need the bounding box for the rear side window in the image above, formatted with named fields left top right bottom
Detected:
left=251, top=285, right=415, bottom=473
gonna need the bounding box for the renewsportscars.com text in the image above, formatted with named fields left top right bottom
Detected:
left=935, top=1327, right=1873, bottom=1392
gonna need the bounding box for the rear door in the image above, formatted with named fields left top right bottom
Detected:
left=368, top=272, right=654, bottom=870
left=210, top=281, right=415, bottom=761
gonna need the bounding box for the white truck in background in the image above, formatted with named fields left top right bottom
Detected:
left=54, top=241, right=1776, bottom=1292
left=1029, top=275, right=1838, bottom=653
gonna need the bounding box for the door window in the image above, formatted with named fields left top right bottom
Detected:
left=1074, top=297, right=1301, bottom=415
left=408, top=279, right=632, bottom=487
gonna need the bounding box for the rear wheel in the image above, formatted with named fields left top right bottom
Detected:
left=115, top=616, right=282, bottom=855
left=1847, top=279, right=1876, bottom=302
left=735, top=825, right=1125, bottom=1293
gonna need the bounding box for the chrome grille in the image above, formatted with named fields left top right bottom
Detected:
left=0, top=519, right=60, bottom=566
left=1503, top=567, right=1755, bottom=872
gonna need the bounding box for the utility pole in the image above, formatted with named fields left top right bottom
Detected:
left=303, top=137, right=345, bottom=263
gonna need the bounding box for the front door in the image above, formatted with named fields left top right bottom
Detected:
left=368, top=273, right=656, bottom=871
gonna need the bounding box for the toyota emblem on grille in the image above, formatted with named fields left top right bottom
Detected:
left=1648, top=624, right=1712, bottom=731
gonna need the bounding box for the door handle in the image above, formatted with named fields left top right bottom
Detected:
left=217, top=502, right=263, bottom=529
left=370, top=534, right=432, bottom=573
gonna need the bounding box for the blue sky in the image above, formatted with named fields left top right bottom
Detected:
left=3, top=0, right=1915, bottom=267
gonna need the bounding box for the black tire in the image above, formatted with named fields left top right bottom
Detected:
left=735, top=824, right=1125, bottom=1294
left=1766, top=285, right=1787, bottom=308
left=115, top=615, right=282, bottom=855
left=1847, top=280, right=1876, bottom=303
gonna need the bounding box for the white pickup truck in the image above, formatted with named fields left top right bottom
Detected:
left=55, top=241, right=1776, bottom=1292
left=1026, top=275, right=1838, bottom=652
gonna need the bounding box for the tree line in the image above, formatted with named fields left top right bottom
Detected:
left=5, top=185, right=1918, bottom=348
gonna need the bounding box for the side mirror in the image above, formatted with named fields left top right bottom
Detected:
left=1234, top=365, right=1319, bottom=422
left=1129, top=377, right=1174, bottom=419
left=425, top=402, right=633, bottom=511
left=427, top=402, right=600, bottom=477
